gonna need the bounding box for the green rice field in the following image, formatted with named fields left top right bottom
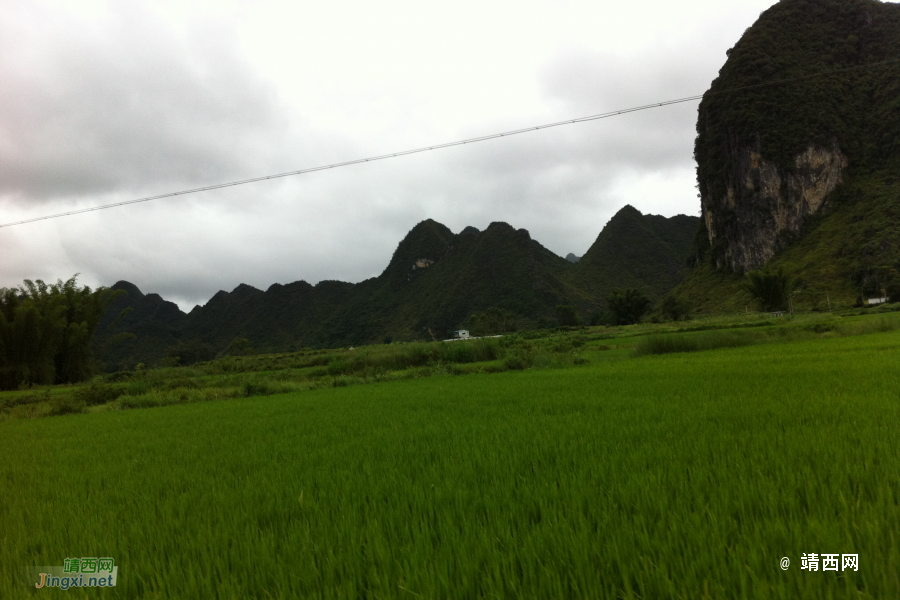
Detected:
left=2, top=324, right=899, bottom=598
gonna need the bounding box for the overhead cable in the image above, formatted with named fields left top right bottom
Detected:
left=2, top=57, right=898, bottom=229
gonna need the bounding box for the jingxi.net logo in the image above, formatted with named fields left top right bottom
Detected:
left=32, top=557, right=117, bottom=589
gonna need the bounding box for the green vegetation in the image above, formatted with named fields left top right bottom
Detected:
left=684, top=0, right=900, bottom=306
left=696, top=0, right=900, bottom=207
left=7, top=3, right=899, bottom=593
left=564, top=205, right=698, bottom=305
left=98, top=208, right=697, bottom=370
left=635, top=313, right=900, bottom=356
left=604, top=288, right=651, bottom=325
left=0, top=276, right=126, bottom=390
left=1, top=331, right=596, bottom=420
left=10, top=307, right=900, bottom=422
left=163, top=339, right=215, bottom=366
left=555, top=304, right=582, bottom=327
left=466, top=307, right=519, bottom=336
left=2, top=315, right=899, bottom=598
left=224, top=337, right=254, bottom=356
left=744, top=267, right=794, bottom=312
left=635, top=329, right=759, bottom=356
left=677, top=166, right=900, bottom=315
left=659, top=294, right=691, bottom=321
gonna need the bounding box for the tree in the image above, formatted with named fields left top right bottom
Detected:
left=888, top=282, right=900, bottom=304
left=225, top=337, right=255, bottom=356
left=743, top=268, right=793, bottom=312
left=605, top=288, right=651, bottom=326
left=660, top=295, right=691, bottom=322
left=468, top=307, right=519, bottom=336
left=0, top=276, right=124, bottom=390
left=164, top=339, right=214, bottom=366
left=555, top=305, right=582, bottom=327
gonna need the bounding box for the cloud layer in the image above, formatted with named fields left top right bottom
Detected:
left=0, top=0, right=776, bottom=309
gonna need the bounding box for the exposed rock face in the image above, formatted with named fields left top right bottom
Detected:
left=701, top=142, right=848, bottom=271
left=692, top=0, right=900, bottom=273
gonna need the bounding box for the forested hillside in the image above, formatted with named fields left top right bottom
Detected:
left=97, top=209, right=698, bottom=369
left=565, top=205, right=698, bottom=303
left=680, top=0, right=900, bottom=313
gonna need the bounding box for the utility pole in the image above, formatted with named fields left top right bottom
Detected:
left=827, top=292, right=831, bottom=312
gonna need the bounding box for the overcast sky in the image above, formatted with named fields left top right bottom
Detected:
left=0, top=0, right=778, bottom=310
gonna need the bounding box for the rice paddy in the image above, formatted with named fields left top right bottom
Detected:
left=2, top=320, right=899, bottom=598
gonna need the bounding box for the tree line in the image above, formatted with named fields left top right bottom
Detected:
left=0, top=276, right=128, bottom=390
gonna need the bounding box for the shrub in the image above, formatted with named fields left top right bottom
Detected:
left=327, top=358, right=351, bottom=376
left=502, top=348, right=533, bottom=370
left=333, top=376, right=364, bottom=388
left=104, top=371, right=133, bottom=383
left=158, top=357, right=180, bottom=368
left=48, top=397, right=86, bottom=416
left=550, top=338, right=574, bottom=353
left=1, top=390, right=51, bottom=410
left=439, top=342, right=477, bottom=364
left=164, top=340, right=215, bottom=366
left=225, top=337, right=255, bottom=356
left=117, top=393, right=164, bottom=409
left=437, top=338, right=501, bottom=364
left=73, top=383, right=126, bottom=406
left=474, top=338, right=503, bottom=361
left=302, top=355, right=332, bottom=368
left=242, top=380, right=274, bottom=397
left=803, top=323, right=835, bottom=334
left=468, top=307, right=519, bottom=336
left=117, top=387, right=207, bottom=409
left=660, top=295, right=691, bottom=321
left=744, top=268, right=793, bottom=312
left=837, top=316, right=900, bottom=337
left=556, top=305, right=582, bottom=327
left=888, top=283, right=900, bottom=304
left=125, top=380, right=154, bottom=396
left=396, top=344, right=433, bottom=368
left=162, top=377, right=199, bottom=391
left=605, top=289, right=651, bottom=325
left=634, top=331, right=757, bottom=356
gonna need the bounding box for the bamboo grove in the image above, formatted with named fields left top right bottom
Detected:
left=0, top=276, right=126, bottom=390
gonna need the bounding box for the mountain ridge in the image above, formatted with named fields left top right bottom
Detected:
left=99, top=207, right=698, bottom=369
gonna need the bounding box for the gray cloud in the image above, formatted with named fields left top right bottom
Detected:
left=407, top=22, right=754, bottom=258
left=0, top=1, right=297, bottom=202
left=0, top=0, right=773, bottom=309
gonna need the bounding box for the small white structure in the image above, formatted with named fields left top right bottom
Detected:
left=867, top=297, right=889, bottom=306
left=444, top=330, right=502, bottom=342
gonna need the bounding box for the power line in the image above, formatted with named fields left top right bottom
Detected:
left=0, top=95, right=704, bottom=230
left=2, top=57, right=898, bottom=230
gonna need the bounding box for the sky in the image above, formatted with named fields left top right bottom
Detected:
left=0, top=0, right=779, bottom=310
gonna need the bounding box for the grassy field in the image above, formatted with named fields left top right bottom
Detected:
left=4, top=308, right=899, bottom=423
left=2, top=318, right=900, bottom=598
